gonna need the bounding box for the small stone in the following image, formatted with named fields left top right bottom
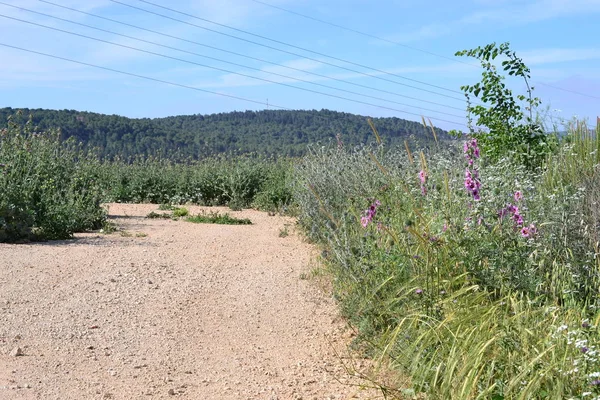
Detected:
left=10, top=347, right=23, bottom=357
left=168, top=388, right=176, bottom=396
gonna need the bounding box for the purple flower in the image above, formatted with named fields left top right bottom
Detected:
left=521, top=226, right=531, bottom=237
left=591, top=379, right=600, bottom=386
left=361, top=200, right=381, bottom=228
left=581, top=347, right=589, bottom=353
left=415, top=289, right=423, bottom=294
left=582, top=321, right=591, bottom=329
left=419, top=170, right=427, bottom=184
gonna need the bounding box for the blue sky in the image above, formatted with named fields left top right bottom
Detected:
left=0, top=0, right=598, bottom=131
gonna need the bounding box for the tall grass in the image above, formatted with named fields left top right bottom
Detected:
left=293, top=118, right=600, bottom=398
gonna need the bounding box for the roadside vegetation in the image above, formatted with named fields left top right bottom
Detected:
left=1, top=41, right=598, bottom=398
left=293, top=42, right=600, bottom=398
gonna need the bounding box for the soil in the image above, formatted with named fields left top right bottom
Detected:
left=0, top=204, right=380, bottom=400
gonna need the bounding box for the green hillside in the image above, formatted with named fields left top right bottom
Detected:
left=0, top=107, right=450, bottom=159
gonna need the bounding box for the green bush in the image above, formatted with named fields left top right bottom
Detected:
left=0, top=113, right=106, bottom=241
left=99, top=154, right=292, bottom=211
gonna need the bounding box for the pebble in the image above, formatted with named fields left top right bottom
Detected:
left=10, top=347, right=24, bottom=357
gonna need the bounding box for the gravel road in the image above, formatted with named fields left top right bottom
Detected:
left=0, top=204, right=377, bottom=400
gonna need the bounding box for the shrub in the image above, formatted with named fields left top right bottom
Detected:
left=0, top=113, right=106, bottom=241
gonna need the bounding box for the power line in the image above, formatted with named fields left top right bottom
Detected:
left=0, top=42, right=289, bottom=110
left=0, top=17, right=467, bottom=127
left=0, top=2, right=465, bottom=117
left=250, top=0, right=600, bottom=102
left=248, top=0, right=478, bottom=67
left=133, top=0, right=464, bottom=96
left=535, top=82, right=600, bottom=101
left=35, top=0, right=465, bottom=112
left=107, top=0, right=467, bottom=102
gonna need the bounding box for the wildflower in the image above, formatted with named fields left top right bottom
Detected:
left=360, top=199, right=381, bottom=228
left=582, top=347, right=590, bottom=353
left=415, top=288, right=423, bottom=294
left=513, top=213, right=524, bottom=226
left=591, top=379, right=600, bottom=386
left=521, top=226, right=530, bottom=237
left=464, top=168, right=481, bottom=200
left=514, top=191, right=523, bottom=202
left=418, top=170, right=427, bottom=184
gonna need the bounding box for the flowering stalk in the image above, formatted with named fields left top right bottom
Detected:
left=463, top=138, right=481, bottom=201
left=498, top=192, right=538, bottom=238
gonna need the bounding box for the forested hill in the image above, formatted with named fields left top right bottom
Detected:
left=0, top=107, right=452, bottom=159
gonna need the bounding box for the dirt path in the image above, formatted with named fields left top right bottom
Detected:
left=0, top=204, right=378, bottom=400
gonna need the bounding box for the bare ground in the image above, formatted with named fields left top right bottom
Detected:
left=0, top=204, right=380, bottom=400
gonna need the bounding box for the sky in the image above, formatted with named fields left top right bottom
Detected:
left=0, top=0, right=599, bottom=131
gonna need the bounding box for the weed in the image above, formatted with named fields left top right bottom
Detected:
left=279, top=224, right=290, bottom=238
left=186, top=211, right=251, bottom=225
left=100, top=220, right=118, bottom=234
left=145, top=211, right=171, bottom=219
left=172, top=207, right=189, bottom=218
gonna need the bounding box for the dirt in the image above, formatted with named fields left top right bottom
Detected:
left=0, top=204, right=380, bottom=400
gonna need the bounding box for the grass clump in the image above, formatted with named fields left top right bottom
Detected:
left=186, top=211, right=251, bottom=225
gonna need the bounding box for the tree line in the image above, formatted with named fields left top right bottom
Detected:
left=0, top=107, right=450, bottom=160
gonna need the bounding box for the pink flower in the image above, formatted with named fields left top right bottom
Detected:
left=514, top=191, right=523, bottom=202
left=361, top=216, right=369, bottom=228
left=419, top=170, right=427, bottom=184
left=521, top=226, right=531, bottom=237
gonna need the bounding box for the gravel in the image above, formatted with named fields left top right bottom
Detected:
left=0, top=204, right=377, bottom=399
